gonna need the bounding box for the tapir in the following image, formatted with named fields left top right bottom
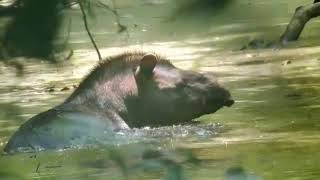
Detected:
left=4, top=52, right=234, bottom=152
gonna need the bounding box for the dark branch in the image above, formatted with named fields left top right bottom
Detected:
left=78, top=0, right=102, bottom=61
left=280, top=3, right=320, bottom=44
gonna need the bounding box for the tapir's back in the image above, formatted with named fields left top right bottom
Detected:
left=4, top=108, right=114, bottom=153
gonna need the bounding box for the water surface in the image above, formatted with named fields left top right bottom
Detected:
left=0, top=0, right=320, bottom=179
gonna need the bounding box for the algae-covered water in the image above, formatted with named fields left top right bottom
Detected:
left=0, top=0, right=320, bottom=179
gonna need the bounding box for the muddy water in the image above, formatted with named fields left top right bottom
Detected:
left=0, top=0, right=320, bottom=179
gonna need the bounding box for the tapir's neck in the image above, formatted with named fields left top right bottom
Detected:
left=63, top=70, right=138, bottom=117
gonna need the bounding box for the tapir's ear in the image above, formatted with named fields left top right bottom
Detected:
left=137, top=54, right=157, bottom=76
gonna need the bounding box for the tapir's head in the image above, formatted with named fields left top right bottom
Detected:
left=126, top=54, right=234, bottom=127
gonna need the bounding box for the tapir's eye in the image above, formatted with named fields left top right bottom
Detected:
left=133, top=67, right=138, bottom=72
left=196, top=75, right=207, bottom=82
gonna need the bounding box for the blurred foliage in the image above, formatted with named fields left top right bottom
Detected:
left=173, top=0, right=233, bottom=17
left=102, top=147, right=200, bottom=180
left=2, top=0, right=63, bottom=60
left=0, top=0, right=125, bottom=63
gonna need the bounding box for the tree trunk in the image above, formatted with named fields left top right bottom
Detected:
left=280, top=2, right=320, bottom=44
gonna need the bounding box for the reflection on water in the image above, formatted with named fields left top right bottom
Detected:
left=1, top=0, right=320, bottom=179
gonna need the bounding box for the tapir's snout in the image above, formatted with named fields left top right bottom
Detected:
left=224, top=98, right=234, bottom=107
left=217, top=86, right=234, bottom=107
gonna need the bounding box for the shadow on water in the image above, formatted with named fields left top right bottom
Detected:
left=0, top=103, right=25, bottom=148
left=0, top=172, right=24, bottom=180
left=172, top=0, right=234, bottom=18
left=0, top=142, right=202, bottom=180
left=0, top=103, right=24, bottom=121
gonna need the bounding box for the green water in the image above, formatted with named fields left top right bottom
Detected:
left=1, top=0, right=320, bottom=179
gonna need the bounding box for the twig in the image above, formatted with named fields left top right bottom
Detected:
left=78, top=0, right=102, bottom=60
left=36, top=162, right=41, bottom=173
left=96, top=0, right=129, bottom=36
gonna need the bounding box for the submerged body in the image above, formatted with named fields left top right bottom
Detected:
left=4, top=52, right=234, bottom=153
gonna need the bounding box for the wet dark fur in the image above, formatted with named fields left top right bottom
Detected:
left=4, top=51, right=233, bottom=153
left=66, top=52, right=172, bottom=103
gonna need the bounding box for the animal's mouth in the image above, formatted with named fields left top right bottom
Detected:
left=224, top=99, right=234, bottom=107
left=202, top=96, right=234, bottom=107
left=200, top=96, right=234, bottom=115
